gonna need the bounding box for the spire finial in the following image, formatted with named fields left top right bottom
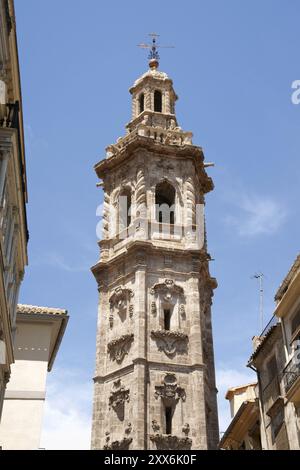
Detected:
left=148, top=33, right=160, bottom=69
left=138, top=33, right=174, bottom=70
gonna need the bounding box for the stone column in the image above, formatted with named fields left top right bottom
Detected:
left=145, top=87, right=151, bottom=111
left=190, top=369, right=208, bottom=449
left=165, top=90, right=171, bottom=114
left=132, top=259, right=147, bottom=449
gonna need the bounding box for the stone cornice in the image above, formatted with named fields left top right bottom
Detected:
left=94, top=134, right=212, bottom=193
left=93, top=360, right=206, bottom=383
left=91, top=240, right=210, bottom=279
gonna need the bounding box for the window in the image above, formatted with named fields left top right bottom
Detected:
left=119, top=188, right=132, bottom=231
left=139, top=93, right=144, bottom=114
left=165, top=406, right=172, bottom=435
left=154, top=90, right=162, bottom=112
left=155, top=181, right=175, bottom=225
left=291, top=309, right=300, bottom=337
left=164, top=309, right=171, bottom=331
left=267, top=355, right=278, bottom=382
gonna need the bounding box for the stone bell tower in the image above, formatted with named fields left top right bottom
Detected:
left=91, top=41, right=219, bottom=450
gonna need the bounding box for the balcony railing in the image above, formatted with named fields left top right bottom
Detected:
left=282, top=352, right=300, bottom=394
left=262, top=375, right=281, bottom=413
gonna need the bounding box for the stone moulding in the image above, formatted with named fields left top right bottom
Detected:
left=150, top=434, right=192, bottom=450
left=151, top=329, right=188, bottom=356
left=107, top=333, right=134, bottom=363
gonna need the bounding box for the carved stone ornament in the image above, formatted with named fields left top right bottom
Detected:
left=103, top=436, right=133, bottom=450
left=150, top=279, right=183, bottom=297
left=109, top=379, right=130, bottom=411
left=154, top=373, right=186, bottom=405
left=107, top=334, right=134, bottom=363
left=151, top=330, right=188, bottom=356
left=109, top=287, right=134, bottom=327
left=150, top=434, right=192, bottom=450
left=152, top=420, right=160, bottom=433
left=182, top=423, right=190, bottom=436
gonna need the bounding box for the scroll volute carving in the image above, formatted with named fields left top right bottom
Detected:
left=109, top=286, right=134, bottom=328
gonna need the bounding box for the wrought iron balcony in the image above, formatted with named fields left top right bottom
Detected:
left=262, top=376, right=281, bottom=413
left=0, top=101, right=20, bottom=129
left=282, top=351, right=300, bottom=396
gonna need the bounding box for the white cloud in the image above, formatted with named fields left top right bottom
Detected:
left=216, top=366, right=256, bottom=434
left=225, top=193, right=287, bottom=237
left=32, top=252, right=90, bottom=273
left=40, top=368, right=93, bottom=450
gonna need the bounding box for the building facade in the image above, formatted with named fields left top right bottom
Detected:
left=0, top=304, right=68, bottom=450
left=219, top=383, right=261, bottom=450
left=221, top=255, right=300, bottom=450
left=0, top=0, right=28, bottom=421
left=91, top=50, right=219, bottom=450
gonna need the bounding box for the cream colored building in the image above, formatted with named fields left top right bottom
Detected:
left=221, top=254, right=300, bottom=450
left=0, top=304, right=68, bottom=450
left=0, top=0, right=28, bottom=420
left=219, top=383, right=261, bottom=450
left=91, top=45, right=219, bottom=450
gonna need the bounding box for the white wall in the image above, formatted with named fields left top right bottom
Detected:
left=0, top=320, right=52, bottom=450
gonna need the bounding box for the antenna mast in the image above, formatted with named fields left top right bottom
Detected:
left=252, top=273, right=264, bottom=333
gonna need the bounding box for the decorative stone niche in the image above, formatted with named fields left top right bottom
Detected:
left=109, top=286, right=134, bottom=328
left=107, top=333, right=134, bottom=363
left=150, top=280, right=186, bottom=319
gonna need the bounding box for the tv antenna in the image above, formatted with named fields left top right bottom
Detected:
left=138, top=33, right=174, bottom=68
left=252, top=272, right=264, bottom=333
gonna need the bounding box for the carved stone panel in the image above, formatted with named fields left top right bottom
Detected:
left=151, top=330, right=188, bottom=356
left=109, top=379, right=130, bottom=412
left=150, top=434, right=192, bottom=450
left=107, top=333, right=134, bottom=363
left=154, top=373, right=186, bottom=405
left=103, top=435, right=132, bottom=450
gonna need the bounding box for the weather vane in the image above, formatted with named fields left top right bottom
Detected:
left=138, top=33, right=174, bottom=68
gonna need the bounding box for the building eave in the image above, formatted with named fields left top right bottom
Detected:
left=275, top=254, right=300, bottom=303
left=219, top=399, right=259, bottom=449
left=274, top=269, right=300, bottom=319
left=16, top=304, right=69, bottom=372
left=247, top=324, right=280, bottom=366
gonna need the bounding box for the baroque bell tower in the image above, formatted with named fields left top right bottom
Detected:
left=91, top=40, right=219, bottom=450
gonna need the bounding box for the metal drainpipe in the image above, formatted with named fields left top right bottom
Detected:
left=248, top=363, right=270, bottom=450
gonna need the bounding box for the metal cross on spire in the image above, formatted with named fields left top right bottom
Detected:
left=138, top=33, right=174, bottom=69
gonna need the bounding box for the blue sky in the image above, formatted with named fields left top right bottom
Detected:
left=14, top=0, right=300, bottom=448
